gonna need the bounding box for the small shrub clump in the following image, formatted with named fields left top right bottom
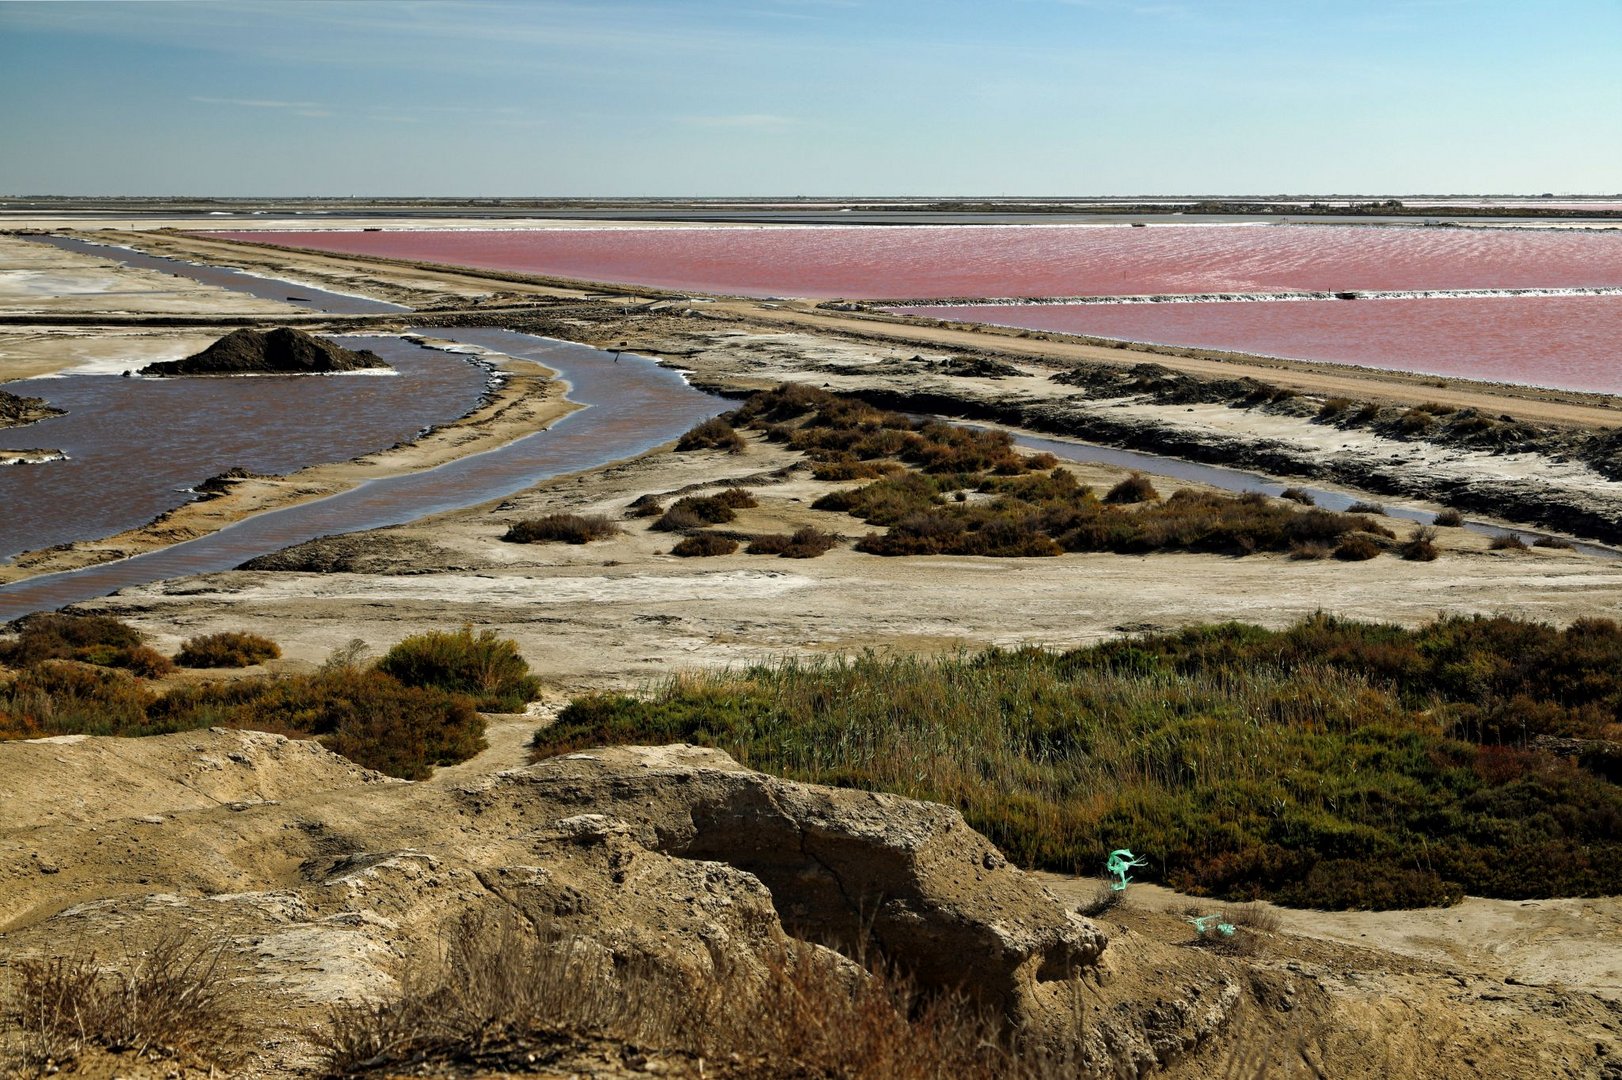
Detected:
left=1333, top=535, right=1382, bottom=561
left=503, top=514, right=622, bottom=544
left=1345, top=500, right=1387, bottom=516
left=175, top=631, right=281, bottom=669
left=1279, top=487, right=1315, bottom=506
left=675, top=416, right=745, bottom=452
left=671, top=533, right=740, bottom=557
left=650, top=491, right=757, bottom=532
left=1397, top=527, right=1439, bottom=562
left=1433, top=508, right=1465, bottom=527
left=1102, top=473, right=1159, bottom=504
left=0, top=613, right=173, bottom=678
left=1490, top=533, right=1530, bottom=551
left=377, top=627, right=541, bottom=712
left=746, top=526, right=839, bottom=559
left=1533, top=535, right=1576, bottom=550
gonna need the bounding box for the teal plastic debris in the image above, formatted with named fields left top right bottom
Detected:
left=1105, top=848, right=1148, bottom=892
left=1186, top=914, right=1236, bottom=938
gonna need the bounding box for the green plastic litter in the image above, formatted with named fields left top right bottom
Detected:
left=1105, top=848, right=1148, bottom=892
left=1187, top=914, right=1236, bottom=938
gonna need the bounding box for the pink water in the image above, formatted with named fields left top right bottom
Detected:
left=213, top=225, right=1622, bottom=300
left=902, top=296, right=1622, bottom=394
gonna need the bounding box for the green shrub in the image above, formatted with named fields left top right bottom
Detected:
left=676, top=416, right=744, bottom=452
left=504, top=514, right=622, bottom=544
left=175, top=631, right=281, bottom=669
left=672, top=533, right=739, bottom=557
left=377, top=627, right=541, bottom=712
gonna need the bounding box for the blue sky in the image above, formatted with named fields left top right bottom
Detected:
left=1, top=0, right=1618, bottom=196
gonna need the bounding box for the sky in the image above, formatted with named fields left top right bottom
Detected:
left=1, top=0, right=1618, bottom=197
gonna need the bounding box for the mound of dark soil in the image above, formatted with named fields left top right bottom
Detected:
left=138, top=327, right=390, bottom=377
left=0, top=388, right=64, bottom=429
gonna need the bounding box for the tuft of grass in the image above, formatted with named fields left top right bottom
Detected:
left=1317, top=397, right=1355, bottom=420
left=314, top=910, right=1082, bottom=1080
left=1433, top=508, right=1465, bottom=527
left=625, top=494, right=665, bottom=518
left=377, top=627, right=540, bottom=712
left=1533, top=536, right=1576, bottom=550
left=1490, top=533, right=1530, bottom=551
left=1397, top=527, right=1439, bottom=562
left=671, top=533, right=740, bottom=557
left=1345, top=500, right=1386, bottom=516
left=1279, top=487, right=1315, bottom=506
left=534, top=612, right=1622, bottom=908
left=675, top=416, right=744, bottom=452
left=175, top=631, right=281, bottom=669
left=503, top=513, right=622, bottom=545
left=8, top=932, right=249, bottom=1072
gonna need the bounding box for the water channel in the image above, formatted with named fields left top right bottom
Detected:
left=1, top=238, right=1610, bottom=623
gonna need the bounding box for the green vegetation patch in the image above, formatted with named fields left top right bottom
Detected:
left=0, top=613, right=173, bottom=678
left=534, top=614, right=1622, bottom=909
left=0, top=620, right=544, bottom=779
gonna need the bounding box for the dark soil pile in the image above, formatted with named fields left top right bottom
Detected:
left=0, top=388, right=63, bottom=429
left=138, top=327, right=390, bottom=376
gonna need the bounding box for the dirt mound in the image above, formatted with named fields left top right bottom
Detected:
left=138, top=327, right=389, bottom=376
left=0, top=388, right=63, bottom=430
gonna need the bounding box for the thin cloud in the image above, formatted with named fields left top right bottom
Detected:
left=191, top=96, right=327, bottom=110
left=680, top=114, right=799, bottom=130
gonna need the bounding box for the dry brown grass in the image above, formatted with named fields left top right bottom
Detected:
left=503, top=513, right=622, bottom=544
left=315, top=910, right=1093, bottom=1079
left=5, top=932, right=248, bottom=1074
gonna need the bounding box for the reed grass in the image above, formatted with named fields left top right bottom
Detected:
left=536, top=614, right=1622, bottom=909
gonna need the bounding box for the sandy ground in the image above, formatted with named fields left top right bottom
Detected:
left=82, top=433, right=1622, bottom=694
left=0, top=233, right=295, bottom=323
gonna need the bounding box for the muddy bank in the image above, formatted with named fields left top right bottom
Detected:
left=0, top=388, right=62, bottom=429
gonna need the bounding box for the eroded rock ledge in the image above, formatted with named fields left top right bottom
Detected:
left=0, top=734, right=1240, bottom=1076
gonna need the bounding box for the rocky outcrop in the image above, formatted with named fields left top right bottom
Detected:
left=0, top=388, right=63, bottom=430
left=464, top=744, right=1107, bottom=1024
left=137, top=327, right=389, bottom=376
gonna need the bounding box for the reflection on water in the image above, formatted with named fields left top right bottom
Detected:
left=0, top=336, right=492, bottom=559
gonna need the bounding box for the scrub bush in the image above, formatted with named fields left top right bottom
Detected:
left=503, top=514, right=621, bottom=544
left=675, top=416, right=744, bottom=452
left=175, top=631, right=281, bottom=668
left=377, top=627, right=540, bottom=712
left=671, top=533, right=739, bottom=557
